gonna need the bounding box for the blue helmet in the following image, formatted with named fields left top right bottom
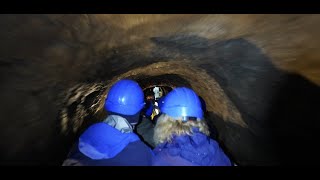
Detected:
left=160, top=87, right=203, bottom=120
left=104, top=79, right=145, bottom=115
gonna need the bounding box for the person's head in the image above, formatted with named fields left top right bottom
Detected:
left=146, top=95, right=154, bottom=101
left=145, top=90, right=154, bottom=101
left=153, top=87, right=210, bottom=145
left=104, top=79, right=145, bottom=122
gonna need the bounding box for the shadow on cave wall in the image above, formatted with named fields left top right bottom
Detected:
left=152, top=35, right=320, bottom=166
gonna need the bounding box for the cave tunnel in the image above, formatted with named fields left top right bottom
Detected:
left=1, top=14, right=320, bottom=166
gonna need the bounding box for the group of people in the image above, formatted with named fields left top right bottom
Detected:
left=62, top=79, right=233, bottom=166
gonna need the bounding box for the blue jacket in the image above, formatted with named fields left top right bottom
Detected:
left=152, top=128, right=232, bottom=166
left=64, top=122, right=153, bottom=166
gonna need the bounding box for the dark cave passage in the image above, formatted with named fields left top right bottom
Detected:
left=1, top=14, right=320, bottom=166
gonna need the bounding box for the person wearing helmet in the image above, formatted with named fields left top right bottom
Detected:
left=143, top=90, right=155, bottom=119
left=150, top=95, right=165, bottom=124
left=152, top=87, right=233, bottom=166
left=135, top=94, right=166, bottom=149
left=62, top=79, right=154, bottom=166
